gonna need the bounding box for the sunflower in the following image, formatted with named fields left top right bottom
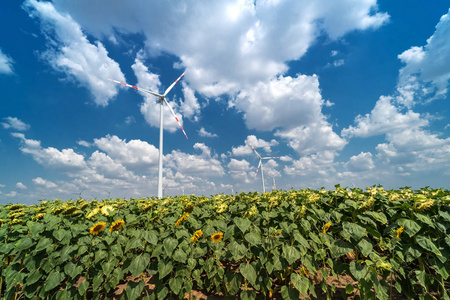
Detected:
left=211, top=232, right=223, bottom=243
left=175, top=213, right=189, bottom=227
left=110, top=219, right=125, bottom=232
left=101, top=205, right=115, bottom=216
left=396, top=226, right=404, bottom=239
left=190, top=229, right=203, bottom=242
left=323, top=222, right=332, bottom=234
left=90, top=222, right=106, bottom=235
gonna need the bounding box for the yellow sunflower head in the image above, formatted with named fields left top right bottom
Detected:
left=323, top=222, right=332, bottom=234
left=109, top=219, right=125, bottom=232
left=90, top=222, right=106, bottom=235
left=211, top=232, right=224, bottom=243
left=190, top=229, right=203, bottom=243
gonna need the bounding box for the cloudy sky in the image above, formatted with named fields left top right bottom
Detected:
left=1, top=0, right=449, bottom=204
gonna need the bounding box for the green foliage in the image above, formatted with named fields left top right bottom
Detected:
left=0, top=186, right=449, bottom=299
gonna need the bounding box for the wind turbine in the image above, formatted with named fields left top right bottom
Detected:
left=250, top=144, right=280, bottom=193
left=108, top=71, right=188, bottom=199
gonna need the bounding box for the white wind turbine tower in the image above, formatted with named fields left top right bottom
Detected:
left=250, top=144, right=280, bottom=193
left=109, top=72, right=188, bottom=199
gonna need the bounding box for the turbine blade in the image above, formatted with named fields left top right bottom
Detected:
left=108, top=79, right=162, bottom=97
left=250, top=144, right=262, bottom=159
left=255, top=160, right=262, bottom=176
left=163, top=71, right=186, bottom=96
left=163, top=98, right=188, bottom=139
left=262, top=156, right=280, bottom=160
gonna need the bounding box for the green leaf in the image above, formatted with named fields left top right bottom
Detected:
left=438, top=210, right=450, bottom=222
left=129, top=253, right=150, bottom=277
left=240, top=263, right=257, bottom=286
left=398, top=218, right=421, bottom=237
left=163, top=237, right=178, bottom=256
left=225, top=271, right=242, bottom=295
left=25, top=269, right=41, bottom=286
left=142, top=230, right=158, bottom=245
left=244, top=231, right=261, bottom=246
left=93, top=274, right=103, bottom=290
left=17, top=237, right=34, bottom=251
left=64, top=262, right=83, bottom=279
left=169, top=277, right=183, bottom=295
left=293, top=230, right=309, bottom=248
left=342, top=222, right=366, bottom=241
left=235, top=217, right=251, bottom=233
left=357, top=237, right=373, bottom=257
left=291, top=273, right=309, bottom=296
left=330, top=240, right=353, bottom=258
left=78, top=280, right=89, bottom=296
left=349, top=261, right=368, bottom=281
left=44, top=270, right=65, bottom=291
left=126, top=280, right=145, bottom=300
left=156, top=285, right=168, bottom=300
left=370, top=271, right=388, bottom=300
left=102, top=258, right=118, bottom=276
left=240, top=290, right=257, bottom=300
left=281, top=285, right=300, bottom=300
left=29, top=222, right=45, bottom=237
left=416, top=235, right=442, bottom=257
left=282, top=244, right=301, bottom=265
left=158, top=260, right=173, bottom=279
left=364, top=211, right=387, bottom=224
left=53, top=229, right=66, bottom=242
left=414, top=213, right=435, bottom=228
left=173, top=248, right=187, bottom=263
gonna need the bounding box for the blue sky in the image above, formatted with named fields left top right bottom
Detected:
left=1, top=0, right=450, bottom=204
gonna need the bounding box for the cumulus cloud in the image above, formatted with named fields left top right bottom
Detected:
left=0, top=49, right=14, bottom=74
left=198, top=127, right=218, bottom=138
left=345, top=152, right=375, bottom=172
left=231, top=135, right=279, bottom=156
left=397, top=8, right=450, bottom=107
left=51, top=0, right=389, bottom=96
left=33, top=177, right=58, bottom=189
left=93, top=135, right=160, bottom=172
left=131, top=56, right=188, bottom=133
left=12, top=132, right=87, bottom=172
left=1, top=117, right=30, bottom=131
left=341, top=96, right=428, bottom=138
left=23, top=0, right=125, bottom=106
left=16, top=182, right=27, bottom=190
left=165, top=143, right=225, bottom=178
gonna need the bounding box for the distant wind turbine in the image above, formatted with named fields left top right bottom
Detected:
left=108, top=71, right=188, bottom=199
left=250, top=144, right=280, bottom=193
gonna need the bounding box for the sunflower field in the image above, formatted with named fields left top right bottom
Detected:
left=1, top=186, right=450, bottom=299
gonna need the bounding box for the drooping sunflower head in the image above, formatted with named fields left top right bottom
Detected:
left=396, top=226, right=404, bottom=239
left=190, top=229, right=203, bottom=243
left=323, top=222, right=332, bottom=234
left=211, top=232, right=223, bottom=243
left=109, top=219, right=125, bottom=232
left=90, top=222, right=106, bottom=235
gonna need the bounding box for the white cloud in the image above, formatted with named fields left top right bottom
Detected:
left=165, top=144, right=225, bottom=178
left=397, top=8, right=450, bottom=106
left=23, top=0, right=125, bottom=106
left=12, top=132, right=87, bottom=172
left=231, top=135, right=279, bottom=156
left=77, top=140, right=92, bottom=147
left=227, top=158, right=252, bottom=184
left=6, top=191, right=17, bottom=197
left=233, top=74, right=324, bottom=131
left=181, top=82, right=201, bottom=121
left=93, top=135, right=160, bottom=173
left=198, top=127, right=218, bottom=138
left=16, top=182, right=27, bottom=190
left=2, top=117, right=30, bottom=131
left=345, top=152, right=375, bottom=172
left=0, top=49, right=14, bottom=74
left=276, top=120, right=346, bottom=155
left=51, top=0, right=389, bottom=97
left=341, top=96, right=428, bottom=138
left=131, top=56, right=188, bottom=133
left=33, top=177, right=58, bottom=189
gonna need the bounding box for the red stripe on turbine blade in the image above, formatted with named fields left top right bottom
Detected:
left=132, top=86, right=138, bottom=89
left=121, top=82, right=127, bottom=85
